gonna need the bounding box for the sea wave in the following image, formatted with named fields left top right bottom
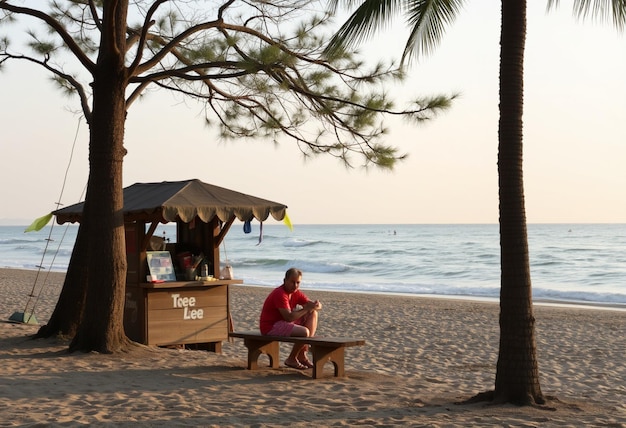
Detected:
left=286, top=260, right=351, bottom=274
left=531, top=287, right=626, bottom=306
left=233, top=258, right=290, bottom=268
left=2, top=224, right=625, bottom=306
left=237, top=275, right=626, bottom=307
left=282, top=238, right=321, bottom=248
left=8, top=244, right=45, bottom=253
left=0, top=238, right=42, bottom=245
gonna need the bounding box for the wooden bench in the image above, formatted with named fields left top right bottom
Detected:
left=229, top=331, right=365, bottom=379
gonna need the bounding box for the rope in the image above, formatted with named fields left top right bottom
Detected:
left=21, top=116, right=83, bottom=323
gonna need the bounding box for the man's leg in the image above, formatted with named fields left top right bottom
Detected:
left=296, top=310, right=318, bottom=363
left=285, top=310, right=319, bottom=366
left=285, top=323, right=309, bottom=367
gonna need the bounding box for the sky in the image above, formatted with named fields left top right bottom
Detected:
left=1, top=3, right=625, bottom=226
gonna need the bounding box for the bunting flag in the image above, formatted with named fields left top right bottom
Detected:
left=24, top=213, right=53, bottom=233
left=283, top=212, right=293, bottom=231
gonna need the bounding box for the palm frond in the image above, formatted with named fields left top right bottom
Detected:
left=325, top=0, right=403, bottom=57
left=402, top=0, right=465, bottom=62
left=548, top=0, right=626, bottom=29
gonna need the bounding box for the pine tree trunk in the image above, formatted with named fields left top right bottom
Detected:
left=35, top=223, right=89, bottom=338
left=69, top=0, right=132, bottom=353
left=495, top=0, right=544, bottom=405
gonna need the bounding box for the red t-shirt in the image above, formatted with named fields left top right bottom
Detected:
left=259, top=285, right=310, bottom=334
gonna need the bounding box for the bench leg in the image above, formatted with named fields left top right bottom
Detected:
left=310, top=345, right=345, bottom=379
left=243, top=339, right=280, bottom=370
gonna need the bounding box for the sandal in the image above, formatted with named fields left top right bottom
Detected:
left=284, top=359, right=307, bottom=370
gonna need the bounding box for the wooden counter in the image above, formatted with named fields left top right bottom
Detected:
left=124, top=279, right=243, bottom=351
left=140, top=279, right=243, bottom=288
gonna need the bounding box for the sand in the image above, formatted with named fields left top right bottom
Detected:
left=1, top=267, right=624, bottom=427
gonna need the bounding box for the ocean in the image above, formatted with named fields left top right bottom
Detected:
left=1, top=223, right=625, bottom=308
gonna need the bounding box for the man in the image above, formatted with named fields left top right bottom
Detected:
left=259, top=268, right=322, bottom=369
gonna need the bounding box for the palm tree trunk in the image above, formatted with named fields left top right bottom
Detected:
left=494, top=0, right=544, bottom=405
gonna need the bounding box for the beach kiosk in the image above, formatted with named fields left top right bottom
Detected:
left=53, top=179, right=287, bottom=352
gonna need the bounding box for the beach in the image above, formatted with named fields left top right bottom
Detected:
left=1, top=268, right=624, bottom=427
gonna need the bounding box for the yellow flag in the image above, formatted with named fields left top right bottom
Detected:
left=24, top=213, right=53, bottom=232
left=283, top=212, right=293, bottom=231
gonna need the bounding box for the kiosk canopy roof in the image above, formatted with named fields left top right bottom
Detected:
left=54, top=179, right=288, bottom=224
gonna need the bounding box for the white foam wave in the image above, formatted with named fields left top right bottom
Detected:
left=282, top=238, right=318, bottom=248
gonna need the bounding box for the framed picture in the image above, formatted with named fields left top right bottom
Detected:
left=146, top=251, right=176, bottom=282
